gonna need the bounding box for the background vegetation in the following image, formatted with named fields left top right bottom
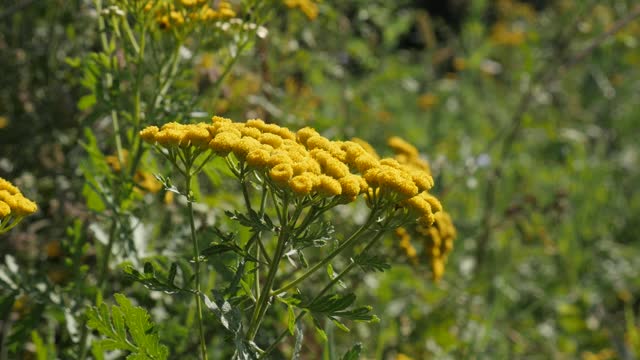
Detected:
left=1, top=0, right=640, bottom=358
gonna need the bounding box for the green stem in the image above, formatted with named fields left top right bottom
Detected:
left=185, top=174, right=208, bottom=360
left=270, top=208, right=379, bottom=296
left=259, top=226, right=388, bottom=359
left=246, top=197, right=290, bottom=341
left=210, top=39, right=250, bottom=105
left=152, top=44, right=182, bottom=110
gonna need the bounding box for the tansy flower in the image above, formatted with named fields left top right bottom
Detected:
left=289, top=173, right=316, bottom=195
left=283, top=0, right=319, bottom=21
left=105, top=149, right=130, bottom=173
left=0, top=177, right=37, bottom=234
left=134, top=171, right=163, bottom=193
left=417, top=93, right=438, bottom=110
left=269, top=163, right=294, bottom=186
left=418, top=211, right=456, bottom=281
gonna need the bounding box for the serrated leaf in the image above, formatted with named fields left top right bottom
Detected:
left=87, top=293, right=168, bottom=359
left=353, top=254, right=391, bottom=273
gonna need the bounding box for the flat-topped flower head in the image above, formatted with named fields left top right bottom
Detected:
left=142, top=118, right=445, bottom=213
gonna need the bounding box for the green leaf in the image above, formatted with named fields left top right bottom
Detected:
left=312, top=316, right=327, bottom=342
left=31, top=331, right=47, bottom=360
left=87, top=293, right=168, bottom=359
left=288, top=305, right=296, bottom=335
left=78, top=94, right=96, bottom=111
left=353, top=254, right=390, bottom=273
left=340, top=343, right=362, bottom=360
left=330, top=318, right=350, bottom=333
left=122, top=261, right=188, bottom=295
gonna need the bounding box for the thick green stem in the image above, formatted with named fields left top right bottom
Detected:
left=185, top=174, right=208, bottom=360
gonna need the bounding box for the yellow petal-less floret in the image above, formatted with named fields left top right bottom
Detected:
left=406, top=167, right=434, bottom=191
left=0, top=201, right=10, bottom=217
left=155, top=128, right=185, bottom=147
left=269, top=163, right=294, bottom=185
left=421, top=193, right=443, bottom=213
left=338, top=175, right=361, bottom=198
left=13, top=195, right=37, bottom=216
left=267, top=150, right=293, bottom=168
left=289, top=173, right=315, bottom=195
left=387, top=136, right=419, bottom=158
left=315, top=175, right=342, bottom=197
left=377, top=167, right=419, bottom=198
left=232, top=137, right=261, bottom=158
left=209, top=131, right=240, bottom=156
left=246, top=118, right=266, bottom=130
left=296, top=127, right=320, bottom=146
left=240, top=126, right=262, bottom=139
left=351, top=137, right=379, bottom=158
left=245, top=148, right=271, bottom=168
left=184, top=126, right=211, bottom=147
left=354, top=153, right=379, bottom=173
left=0, top=177, right=37, bottom=229
left=140, top=126, right=159, bottom=143
left=0, top=178, right=20, bottom=194
left=212, top=116, right=233, bottom=124
left=306, top=135, right=332, bottom=151
left=259, top=133, right=284, bottom=149
left=0, top=190, right=18, bottom=209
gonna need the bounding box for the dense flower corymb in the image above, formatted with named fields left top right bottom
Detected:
left=140, top=117, right=442, bottom=226
left=0, top=177, right=37, bottom=234
left=141, top=117, right=455, bottom=280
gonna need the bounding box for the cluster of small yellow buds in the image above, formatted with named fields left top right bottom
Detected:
left=395, top=227, right=418, bottom=265
left=145, top=0, right=236, bottom=30
left=105, top=150, right=162, bottom=194
left=384, top=136, right=456, bottom=281
left=0, top=177, right=37, bottom=234
left=283, top=0, right=319, bottom=21
left=140, top=117, right=442, bottom=225
left=420, top=211, right=456, bottom=281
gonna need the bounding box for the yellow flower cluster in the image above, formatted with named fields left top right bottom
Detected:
left=417, top=93, right=439, bottom=111
left=0, top=177, right=37, bottom=233
left=394, top=211, right=456, bottom=281
left=140, top=117, right=442, bottom=226
left=283, top=0, right=319, bottom=21
left=420, top=211, right=456, bottom=281
left=146, top=0, right=236, bottom=30
left=384, top=136, right=456, bottom=280
left=105, top=150, right=162, bottom=193
left=395, top=227, right=417, bottom=265
left=490, top=22, right=526, bottom=46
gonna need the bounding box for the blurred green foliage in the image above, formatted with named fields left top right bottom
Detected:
left=1, top=0, right=640, bottom=359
